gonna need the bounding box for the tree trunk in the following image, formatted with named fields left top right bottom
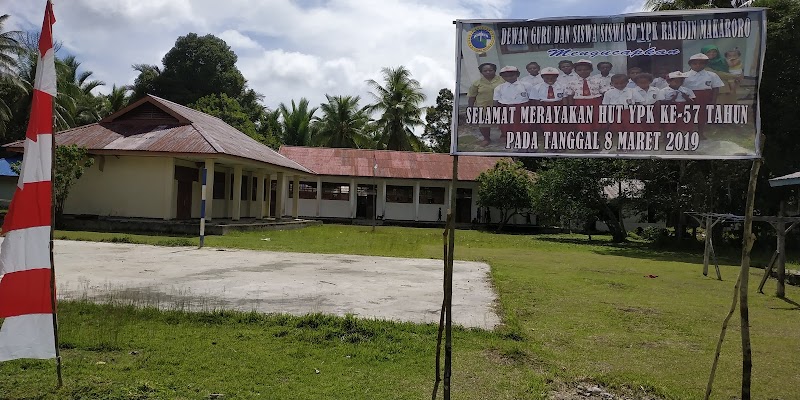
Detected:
left=602, top=204, right=627, bottom=242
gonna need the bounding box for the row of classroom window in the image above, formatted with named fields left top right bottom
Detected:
left=211, top=173, right=447, bottom=204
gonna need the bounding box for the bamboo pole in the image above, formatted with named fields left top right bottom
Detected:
left=703, top=216, right=712, bottom=276
left=431, top=213, right=452, bottom=400
left=49, top=117, right=63, bottom=388
left=757, top=250, right=778, bottom=294
left=738, top=157, right=762, bottom=400
left=443, top=156, right=458, bottom=400
left=704, top=273, right=741, bottom=400
left=776, top=202, right=787, bottom=298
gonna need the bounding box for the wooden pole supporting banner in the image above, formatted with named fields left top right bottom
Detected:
left=443, top=156, right=458, bottom=400
left=737, top=157, right=761, bottom=400
left=776, top=201, right=787, bottom=298
left=50, top=111, right=63, bottom=389
left=703, top=216, right=712, bottom=277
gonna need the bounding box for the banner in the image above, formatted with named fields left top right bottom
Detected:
left=452, top=8, right=766, bottom=159
left=0, top=0, right=57, bottom=362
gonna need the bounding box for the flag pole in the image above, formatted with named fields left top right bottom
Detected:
left=45, top=0, right=63, bottom=387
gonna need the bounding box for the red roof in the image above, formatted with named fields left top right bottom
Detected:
left=5, top=95, right=310, bottom=174
left=279, top=146, right=506, bottom=181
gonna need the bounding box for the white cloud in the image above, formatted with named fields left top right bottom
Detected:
left=2, top=0, right=650, bottom=113
left=217, top=30, right=261, bottom=50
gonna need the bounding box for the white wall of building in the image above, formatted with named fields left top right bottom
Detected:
left=64, top=155, right=173, bottom=219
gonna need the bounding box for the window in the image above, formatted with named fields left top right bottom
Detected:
left=288, top=181, right=318, bottom=199
left=386, top=185, right=413, bottom=203
left=251, top=177, right=258, bottom=201
left=321, top=182, right=350, bottom=201
left=419, top=187, right=445, bottom=204
left=213, top=172, right=226, bottom=200
left=241, top=177, right=249, bottom=200
left=227, top=175, right=249, bottom=200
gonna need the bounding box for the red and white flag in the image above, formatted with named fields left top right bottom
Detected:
left=0, top=0, right=57, bottom=362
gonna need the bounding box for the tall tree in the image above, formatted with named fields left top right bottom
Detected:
left=312, top=95, right=371, bottom=148
left=191, top=93, right=258, bottom=138
left=477, top=159, right=536, bottom=232
left=279, top=98, right=317, bottom=146
left=423, top=88, right=453, bottom=153
left=129, top=63, right=161, bottom=101
left=366, top=66, right=426, bottom=151
left=152, top=33, right=245, bottom=106
left=533, top=159, right=630, bottom=242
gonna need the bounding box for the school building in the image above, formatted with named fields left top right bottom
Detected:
left=4, top=95, right=519, bottom=230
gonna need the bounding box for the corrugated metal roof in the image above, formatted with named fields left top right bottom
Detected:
left=279, top=146, right=505, bottom=181
left=4, top=95, right=310, bottom=174
left=769, top=171, right=800, bottom=187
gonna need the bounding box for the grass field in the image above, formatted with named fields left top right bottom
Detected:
left=1, top=225, right=798, bottom=399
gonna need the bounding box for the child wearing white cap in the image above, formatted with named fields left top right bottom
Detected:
left=658, top=71, right=696, bottom=132
left=532, top=67, right=568, bottom=132
left=494, top=66, right=536, bottom=142
left=684, top=53, right=723, bottom=132
left=565, top=59, right=607, bottom=132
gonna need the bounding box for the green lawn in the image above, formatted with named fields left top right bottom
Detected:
left=1, top=225, right=798, bottom=399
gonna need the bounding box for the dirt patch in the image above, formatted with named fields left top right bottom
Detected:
left=549, top=379, right=664, bottom=400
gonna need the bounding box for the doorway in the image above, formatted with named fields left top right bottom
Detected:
left=174, top=166, right=197, bottom=220
left=356, top=184, right=376, bottom=219
left=456, top=188, right=472, bottom=223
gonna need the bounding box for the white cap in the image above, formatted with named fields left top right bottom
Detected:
left=539, top=67, right=560, bottom=75
left=668, top=71, right=688, bottom=79
left=689, top=53, right=709, bottom=61
left=574, top=59, right=593, bottom=66
left=498, top=65, right=519, bottom=73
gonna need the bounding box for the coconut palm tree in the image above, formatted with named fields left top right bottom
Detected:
left=59, top=55, right=105, bottom=126
left=0, top=14, right=23, bottom=138
left=101, top=84, right=130, bottom=117
left=312, top=95, right=372, bottom=148
left=366, top=66, right=426, bottom=151
left=278, top=98, right=317, bottom=146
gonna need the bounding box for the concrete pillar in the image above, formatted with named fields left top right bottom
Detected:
left=275, top=172, right=285, bottom=220
left=316, top=177, right=322, bottom=217
left=414, top=181, right=420, bottom=221
left=264, top=173, right=272, bottom=219
left=204, top=159, right=215, bottom=221
left=224, top=168, right=232, bottom=218
left=163, top=158, right=175, bottom=220
left=381, top=180, right=387, bottom=217
left=292, top=175, right=300, bottom=219
left=255, top=169, right=265, bottom=220
left=232, top=165, right=242, bottom=221
left=349, top=178, right=356, bottom=218
left=246, top=170, right=253, bottom=218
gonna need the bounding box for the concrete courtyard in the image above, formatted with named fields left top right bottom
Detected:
left=38, top=240, right=500, bottom=329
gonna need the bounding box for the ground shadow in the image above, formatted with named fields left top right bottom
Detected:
left=536, top=235, right=777, bottom=268
left=770, top=296, right=800, bottom=311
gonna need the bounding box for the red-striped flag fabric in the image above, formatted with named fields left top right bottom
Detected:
left=0, top=0, right=57, bottom=362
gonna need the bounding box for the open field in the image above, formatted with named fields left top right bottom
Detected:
left=1, top=225, right=799, bottom=399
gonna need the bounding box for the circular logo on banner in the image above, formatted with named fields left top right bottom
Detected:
left=467, top=26, right=495, bottom=53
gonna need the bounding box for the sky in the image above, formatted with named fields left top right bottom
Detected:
left=2, top=0, right=648, bottom=111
